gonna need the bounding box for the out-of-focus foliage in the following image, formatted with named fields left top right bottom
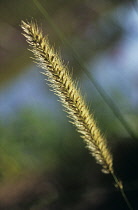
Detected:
left=0, top=109, right=137, bottom=209
left=0, top=0, right=131, bottom=84
left=0, top=109, right=76, bottom=179
left=0, top=0, right=138, bottom=209
left=0, top=109, right=94, bottom=209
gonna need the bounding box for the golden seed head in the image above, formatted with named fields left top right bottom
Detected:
left=21, top=20, right=113, bottom=174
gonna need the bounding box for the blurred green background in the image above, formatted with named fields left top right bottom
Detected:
left=0, top=0, right=138, bottom=209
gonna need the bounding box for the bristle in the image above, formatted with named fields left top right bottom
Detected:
left=21, top=20, right=113, bottom=174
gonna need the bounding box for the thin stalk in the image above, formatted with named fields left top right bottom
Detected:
left=33, top=0, right=137, bottom=141
left=111, top=171, right=133, bottom=210
left=129, top=0, right=138, bottom=15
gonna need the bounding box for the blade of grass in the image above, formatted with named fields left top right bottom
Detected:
left=33, top=0, right=137, bottom=141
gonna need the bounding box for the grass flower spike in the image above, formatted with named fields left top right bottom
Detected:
left=21, top=20, right=133, bottom=210
left=21, top=20, right=113, bottom=174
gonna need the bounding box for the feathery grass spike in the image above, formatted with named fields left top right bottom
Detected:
left=21, top=20, right=134, bottom=210
left=21, top=20, right=113, bottom=174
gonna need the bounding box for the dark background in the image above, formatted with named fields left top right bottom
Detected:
left=0, top=0, right=138, bottom=209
